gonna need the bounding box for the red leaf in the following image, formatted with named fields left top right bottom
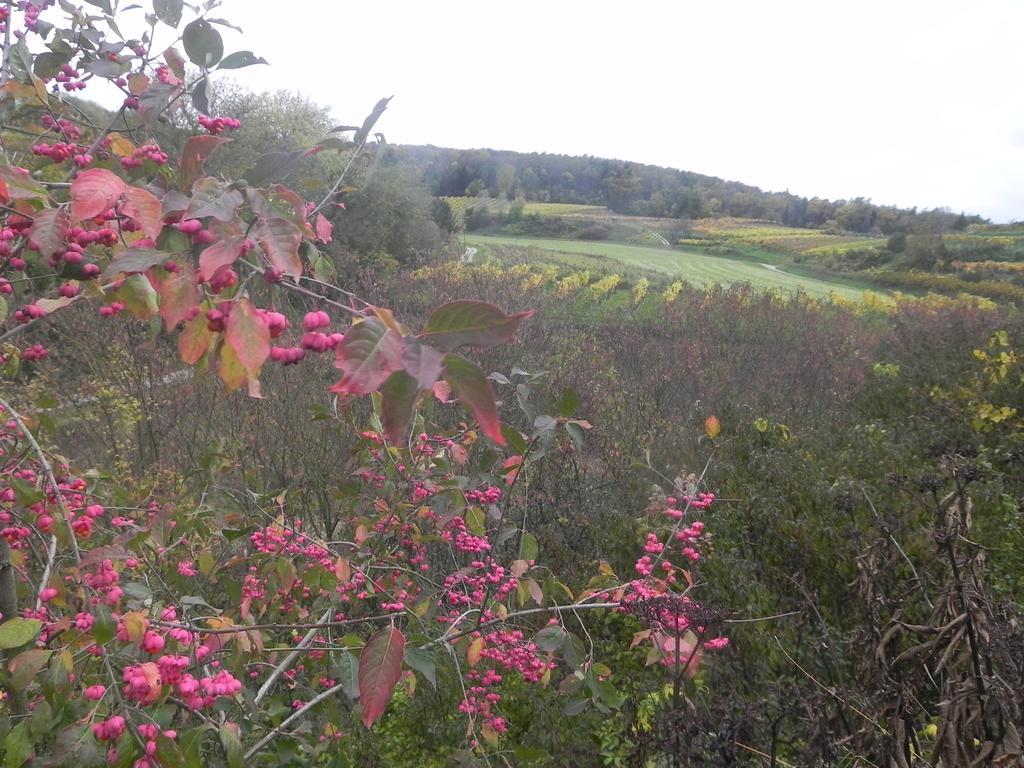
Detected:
left=443, top=354, right=505, bottom=445
left=122, top=186, right=163, bottom=240
left=331, top=317, right=404, bottom=395
left=70, top=168, right=126, bottom=223
left=358, top=626, right=405, bottom=728
left=0, top=166, right=47, bottom=201
left=199, top=236, right=245, bottom=280
left=180, top=137, right=231, bottom=190
left=315, top=213, right=333, bottom=244
left=28, top=207, right=68, bottom=259
left=432, top=380, right=453, bottom=403
left=226, top=298, right=270, bottom=374
left=419, top=301, right=534, bottom=352
left=253, top=218, right=302, bottom=277
left=178, top=313, right=214, bottom=365
left=402, top=338, right=444, bottom=390
left=155, top=261, right=198, bottom=331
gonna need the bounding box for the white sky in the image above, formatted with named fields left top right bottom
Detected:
left=145, top=1, right=1024, bottom=221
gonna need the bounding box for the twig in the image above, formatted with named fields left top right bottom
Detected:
left=243, top=680, right=347, bottom=760
left=0, top=397, right=81, bottom=565
left=154, top=611, right=403, bottom=636
left=1, top=0, right=13, bottom=84
left=424, top=600, right=620, bottom=649
left=734, top=741, right=797, bottom=768
left=253, top=607, right=332, bottom=705
left=773, top=635, right=889, bottom=735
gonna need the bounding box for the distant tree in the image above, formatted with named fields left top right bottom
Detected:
left=334, top=167, right=441, bottom=264
left=886, top=231, right=908, bottom=253
left=431, top=197, right=459, bottom=235
left=903, top=231, right=947, bottom=271
left=507, top=198, right=526, bottom=222
left=604, top=165, right=643, bottom=213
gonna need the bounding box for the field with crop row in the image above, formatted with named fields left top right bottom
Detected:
left=441, top=197, right=606, bottom=218
left=465, top=234, right=877, bottom=300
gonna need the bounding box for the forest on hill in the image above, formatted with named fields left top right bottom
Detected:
left=1, top=3, right=1023, bottom=767
left=385, top=144, right=987, bottom=234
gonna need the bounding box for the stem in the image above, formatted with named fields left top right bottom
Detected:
left=1, top=0, right=14, bottom=84
left=424, top=600, right=620, bottom=649
left=253, top=607, right=332, bottom=705
left=243, top=680, right=347, bottom=760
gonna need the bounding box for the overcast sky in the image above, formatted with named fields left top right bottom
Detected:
left=204, top=1, right=1022, bottom=221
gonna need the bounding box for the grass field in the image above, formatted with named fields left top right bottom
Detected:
left=441, top=197, right=606, bottom=219
left=465, top=234, right=879, bottom=300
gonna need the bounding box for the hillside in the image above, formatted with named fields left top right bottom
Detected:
left=385, top=144, right=988, bottom=233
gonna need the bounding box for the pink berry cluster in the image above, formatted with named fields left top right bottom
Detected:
left=52, top=62, right=87, bottom=91
left=269, top=310, right=344, bottom=363
left=197, top=114, right=241, bottom=135
left=120, top=143, right=169, bottom=169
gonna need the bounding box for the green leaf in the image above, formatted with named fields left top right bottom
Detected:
left=565, top=422, right=586, bottom=452
left=183, top=18, right=224, bottom=67
left=9, top=649, right=51, bottom=691
left=354, top=96, right=392, bottom=145
left=102, top=247, right=171, bottom=279
left=114, top=274, right=159, bottom=319
left=532, top=415, right=557, bottom=438
left=442, top=355, right=505, bottom=445
left=2, top=721, right=32, bottom=768
left=91, top=605, right=116, bottom=645
left=191, top=76, right=210, bottom=115
left=332, top=317, right=404, bottom=396
left=33, top=51, right=72, bottom=79
left=403, top=647, right=437, bottom=689
left=217, top=723, right=244, bottom=768
left=334, top=651, right=360, bottom=700
left=179, top=726, right=211, bottom=768
left=242, top=150, right=306, bottom=187
left=8, top=478, right=43, bottom=507
left=153, top=0, right=183, bottom=26
left=218, top=50, right=268, bottom=69
left=419, top=300, right=534, bottom=352
left=500, top=424, right=528, bottom=455
left=519, top=531, right=538, bottom=562
left=0, top=619, right=41, bottom=650
left=466, top=506, right=486, bottom=536
left=556, top=387, right=580, bottom=417
left=312, top=251, right=337, bottom=284
left=534, top=624, right=566, bottom=652
left=358, top=626, right=405, bottom=728
left=187, top=178, right=244, bottom=221
left=380, top=370, right=419, bottom=444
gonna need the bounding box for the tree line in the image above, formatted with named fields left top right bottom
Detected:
left=385, top=144, right=986, bottom=234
